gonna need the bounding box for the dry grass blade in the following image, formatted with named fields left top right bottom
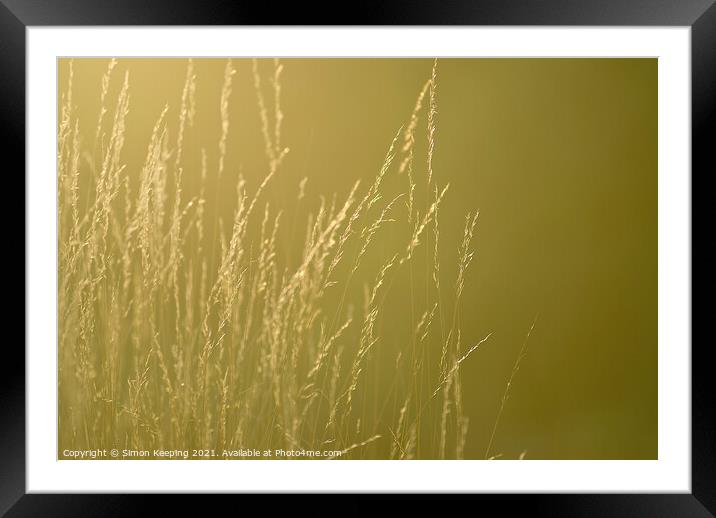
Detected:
left=485, top=315, right=538, bottom=459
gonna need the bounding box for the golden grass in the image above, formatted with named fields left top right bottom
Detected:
left=58, top=58, right=515, bottom=460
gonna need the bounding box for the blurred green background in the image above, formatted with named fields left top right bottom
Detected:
left=59, top=58, right=657, bottom=459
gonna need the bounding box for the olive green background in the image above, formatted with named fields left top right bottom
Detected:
left=59, top=58, right=657, bottom=459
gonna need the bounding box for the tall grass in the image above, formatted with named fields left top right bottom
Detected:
left=58, top=58, right=501, bottom=459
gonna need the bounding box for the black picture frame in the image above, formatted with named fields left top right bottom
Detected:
left=5, top=0, right=708, bottom=513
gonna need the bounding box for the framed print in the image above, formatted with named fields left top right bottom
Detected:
left=7, top=0, right=709, bottom=512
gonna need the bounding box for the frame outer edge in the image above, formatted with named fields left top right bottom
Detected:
left=8, top=0, right=710, bottom=512
left=0, top=0, right=27, bottom=516
left=692, top=1, right=716, bottom=515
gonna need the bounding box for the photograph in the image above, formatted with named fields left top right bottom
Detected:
left=57, top=57, right=657, bottom=461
